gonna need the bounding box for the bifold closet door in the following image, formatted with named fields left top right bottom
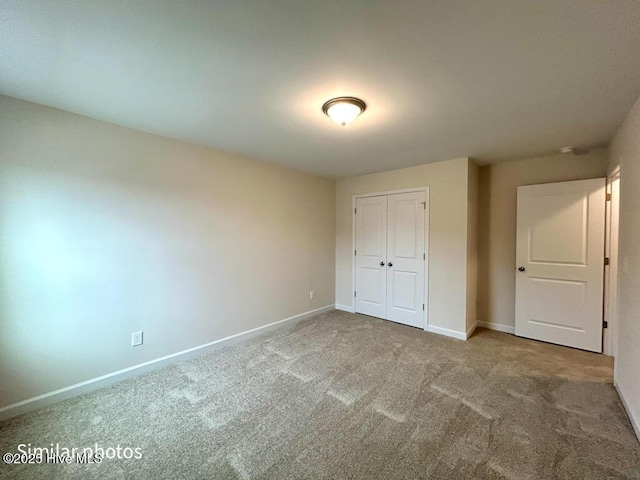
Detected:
left=355, top=195, right=388, bottom=319
left=355, top=191, right=425, bottom=328
left=386, top=192, right=425, bottom=328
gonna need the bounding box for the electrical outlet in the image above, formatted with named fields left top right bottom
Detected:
left=131, top=331, right=143, bottom=347
left=309, top=290, right=315, bottom=300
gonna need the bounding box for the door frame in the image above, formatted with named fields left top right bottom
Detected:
left=351, top=187, right=430, bottom=330
left=604, top=166, right=621, bottom=357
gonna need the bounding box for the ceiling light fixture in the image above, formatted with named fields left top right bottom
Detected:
left=560, top=146, right=590, bottom=156
left=559, top=146, right=576, bottom=154
left=322, top=97, right=366, bottom=127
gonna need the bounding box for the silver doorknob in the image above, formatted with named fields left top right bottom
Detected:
left=388, top=262, right=393, bottom=267
left=380, top=261, right=385, bottom=266
left=518, top=266, right=525, bottom=272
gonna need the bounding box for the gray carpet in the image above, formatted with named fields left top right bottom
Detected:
left=1, top=310, right=639, bottom=479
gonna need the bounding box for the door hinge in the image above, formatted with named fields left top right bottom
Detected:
left=606, top=193, right=612, bottom=202
left=422, top=304, right=425, bottom=311
left=354, top=208, right=357, bottom=214
left=604, top=257, right=610, bottom=266
left=421, top=202, right=426, bottom=210
left=354, top=249, right=357, bottom=256
left=603, top=320, right=608, bottom=328
left=354, top=291, right=357, bottom=298
left=423, top=253, right=425, bottom=261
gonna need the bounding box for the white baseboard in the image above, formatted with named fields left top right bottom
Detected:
left=477, top=321, right=515, bottom=334
left=425, top=324, right=468, bottom=341
left=335, top=303, right=355, bottom=313
left=614, top=380, right=640, bottom=444
left=0, top=304, right=334, bottom=422
left=466, top=321, right=478, bottom=339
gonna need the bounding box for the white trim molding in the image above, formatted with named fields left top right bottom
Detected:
left=425, top=325, right=468, bottom=341
left=466, top=321, right=478, bottom=339
left=615, top=381, right=640, bottom=444
left=335, top=304, right=355, bottom=313
left=0, top=305, right=334, bottom=422
left=477, top=321, right=515, bottom=334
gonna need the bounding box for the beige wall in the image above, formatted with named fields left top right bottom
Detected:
left=608, top=95, right=640, bottom=437
left=477, top=149, right=609, bottom=330
left=336, top=157, right=473, bottom=336
left=466, top=161, right=479, bottom=333
left=0, top=96, right=336, bottom=408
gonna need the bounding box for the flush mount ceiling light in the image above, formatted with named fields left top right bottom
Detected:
left=322, top=97, right=366, bottom=126
left=559, top=146, right=576, bottom=154
left=560, top=146, right=589, bottom=155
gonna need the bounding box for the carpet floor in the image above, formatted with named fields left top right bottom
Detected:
left=1, top=310, right=639, bottom=479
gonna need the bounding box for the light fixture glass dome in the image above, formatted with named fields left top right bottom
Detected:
left=322, top=97, right=366, bottom=126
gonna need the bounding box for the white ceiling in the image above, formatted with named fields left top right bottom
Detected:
left=2, top=1, right=640, bottom=178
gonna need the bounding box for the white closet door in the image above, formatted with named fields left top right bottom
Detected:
left=515, top=178, right=606, bottom=352
left=386, top=192, right=425, bottom=328
left=355, top=195, right=388, bottom=319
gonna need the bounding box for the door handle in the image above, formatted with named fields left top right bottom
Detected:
left=518, top=266, right=525, bottom=272
left=380, top=261, right=385, bottom=267
left=388, top=262, right=393, bottom=267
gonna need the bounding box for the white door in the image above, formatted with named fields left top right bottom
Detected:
left=355, top=191, right=426, bottom=328
left=386, top=192, right=426, bottom=328
left=515, top=178, right=606, bottom=352
left=355, top=195, right=388, bottom=319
